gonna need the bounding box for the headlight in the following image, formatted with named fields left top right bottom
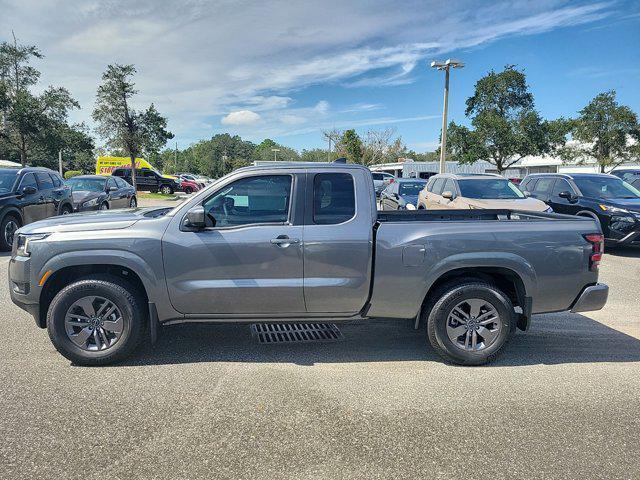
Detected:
left=599, top=204, right=629, bottom=214
left=406, top=203, right=416, bottom=210
left=16, top=233, right=50, bottom=257
left=82, top=198, right=99, bottom=207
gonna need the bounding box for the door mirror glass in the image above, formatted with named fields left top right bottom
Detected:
left=558, top=191, right=574, bottom=200
left=108, top=186, right=118, bottom=192
left=183, top=206, right=206, bottom=230
left=21, top=185, right=37, bottom=195
left=441, top=190, right=454, bottom=200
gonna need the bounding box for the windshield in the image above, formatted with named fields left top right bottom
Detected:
left=573, top=177, right=640, bottom=199
left=458, top=179, right=525, bottom=199
left=0, top=171, right=18, bottom=193
left=66, top=178, right=106, bottom=192
left=399, top=182, right=426, bottom=196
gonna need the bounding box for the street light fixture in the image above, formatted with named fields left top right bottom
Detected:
left=272, top=148, right=280, bottom=161
left=431, top=58, right=464, bottom=174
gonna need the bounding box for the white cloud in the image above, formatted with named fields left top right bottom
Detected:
left=0, top=0, right=614, bottom=145
left=221, top=110, right=261, bottom=125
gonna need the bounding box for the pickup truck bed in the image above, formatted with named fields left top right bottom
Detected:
left=9, top=163, right=608, bottom=366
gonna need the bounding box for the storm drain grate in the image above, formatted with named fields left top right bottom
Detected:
left=251, top=323, right=343, bottom=344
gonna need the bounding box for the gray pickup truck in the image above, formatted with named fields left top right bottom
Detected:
left=9, top=163, right=609, bottom=366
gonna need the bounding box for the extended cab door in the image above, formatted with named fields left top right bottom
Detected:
left=302, top=170, right=373, bottom=314
left=16, top=173, right=46, bottom=223
left=162, top=172, right=306, bottom=315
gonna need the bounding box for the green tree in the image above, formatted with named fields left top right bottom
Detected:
left=563, top=91, right=640, bottom=172
left=0, top=35, right=80, bottom=166
left=447, top=66, right=563, bottom=173
left=92, top=64, right=173, bottom=189
left=300, top=148, right=331, bottom=162
left=255, top=138, right=300, bottom=162
left=339, top=129, right=363, bottom=164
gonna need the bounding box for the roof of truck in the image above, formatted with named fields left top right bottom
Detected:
left=241, top=162, right=372, bottom=173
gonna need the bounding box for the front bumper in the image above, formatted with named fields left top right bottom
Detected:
left=8, top=254, right=42, bottom=327
left=570, top=283, right=609, bottom=313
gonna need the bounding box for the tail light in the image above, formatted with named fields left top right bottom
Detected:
left=583, top=233, right=604, bottom=271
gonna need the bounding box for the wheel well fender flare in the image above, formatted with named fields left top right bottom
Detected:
left=0, top=206, right=23, bottom=224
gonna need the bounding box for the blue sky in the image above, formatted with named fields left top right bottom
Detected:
left=1, top=0, right=639, bottom=152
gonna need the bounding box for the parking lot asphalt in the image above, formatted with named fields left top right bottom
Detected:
left=1, top=234, right=639, bottom=479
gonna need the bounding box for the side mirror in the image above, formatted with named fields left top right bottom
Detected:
left=108, top=186, right=118, bottom=192
left=20, top=185, right=37, bottom=196
left=558, top=191, right=574, bottom=201
left=441, top=190, right=454, bottom=200
left=182, top=206, right=206, bottom=230
left=523, top=191, right=531, bottom=197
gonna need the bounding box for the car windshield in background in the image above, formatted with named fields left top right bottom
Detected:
left=573, top=177, right=640, bottom=199
left=399, top=182, right=426, bottom=196
left=66, top=178, right=106, bottom=192
left=458, top=179, right=525, bottom=199
left=0, top=170, right=18, bottom=193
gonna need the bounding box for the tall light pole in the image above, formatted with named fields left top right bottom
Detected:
left=272, top=148, right=280, bottom=161
left=431, top=58, right=464, bottom=174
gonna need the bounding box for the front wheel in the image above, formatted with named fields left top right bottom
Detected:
left=99, top=202, right=109, bottom=211
left=60, top=204, right=73, bottom=215
left=0, top=214, right=21, bottom=251
left=425, top=281, right=515, bottom=365
left=160, top=185, right=173, bottom=195
left=46, top=275, right=146, bottom=365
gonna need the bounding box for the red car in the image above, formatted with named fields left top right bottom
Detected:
left=179, top=178, right=200, bottom=194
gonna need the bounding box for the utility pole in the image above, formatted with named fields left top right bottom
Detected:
left=327, top=137, right=331, bottom=162
left=58, top=150, right=63, bottom=176
left=174, top=142, right=178, bottom=171
left=272, top=148, right=280, bottom=161
left=431, top=59, right=464, bottom=174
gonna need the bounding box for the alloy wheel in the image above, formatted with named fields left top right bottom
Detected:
left=4, top=219, right=18, bottom=246
left=64, top=296, right=125, bottom=351
left=446, top=298, right=502, bottom=351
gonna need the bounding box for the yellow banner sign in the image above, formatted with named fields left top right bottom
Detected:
left=95, top=156, right=154, bottom=175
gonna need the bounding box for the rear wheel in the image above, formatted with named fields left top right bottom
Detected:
left=46, top=275, right=146, bottom=365
left=0, top=214, right=21, bottom=250
left=425, top=281, right=514, bottom=365
left=100, top=202, right=109, bottom=210
left=184, top=186, right=193, bottom=194
left=129, top=196, right=137, bottom=208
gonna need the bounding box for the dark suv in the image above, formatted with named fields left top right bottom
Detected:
left=520, top=173, right=640, bottom=246
left=0, top=167, right=73, bottom=250
left=112, top=167, right=180, bottom=194
left=610, top=169, right=640, bottom=189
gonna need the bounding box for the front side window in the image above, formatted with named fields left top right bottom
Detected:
left=443, top=179, right=456, bottom=195
left=573, top=176, right=640, bottom=199
left=19, top=173, right=38, bottom=191
left=313, top=173, right=355, bottom=225
left=51, top=174, right=62, bottom=187
left=552, top=178, right=574, bottom=196
left=107, top=177, right=118, bottom=189
left=204, top=175, right=292, bottom=228
left=114, top=177, right=129, bottom=188
left=430, top=178, right=446, bottom=195
left=458, top=179, right=525, bottom=199
left=66, top=177, right=107, bottom=192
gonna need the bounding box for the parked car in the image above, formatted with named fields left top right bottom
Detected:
left=380, top=178, right=427, bottom=210
left=10, top=163, right=608, bottom=366
left=177, top=173, right=206, bottom=189
left=65, top=175, right=137, bottom=211
left=0, top=167, right=73, bottom=250
left=112, top=167, right=181, bottom=194
left=417, top=173, right=551, bottom=212
left=610, top=169, right=640, bottom=189
left=178, top=177, right=201, bottom=194
left=372, top=171, right=395, bottom=197
left=520, top=173, right=640, bottom=246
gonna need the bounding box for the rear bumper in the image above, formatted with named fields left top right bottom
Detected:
left=570, top=283, right=609, bottom=313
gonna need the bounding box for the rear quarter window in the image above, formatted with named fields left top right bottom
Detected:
left=313, top=173, right=355, bottom=225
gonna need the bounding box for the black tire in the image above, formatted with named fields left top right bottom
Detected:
left=184, top=186, right=193, bottom=194
left=60, top=204, right=73, bottom=215
left=160, top=185, right=173, bottom=195
left=100, top=202, right=109, bottom=210
left=425, top=281, right=515, bottom=365
left=46, top=275, right=146, bottom=366
left=129, top=196, right=137, bottom=208
left=0, top=214, right=21, bottom=251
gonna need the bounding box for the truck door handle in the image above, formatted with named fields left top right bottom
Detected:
left=270, top=236, right=300, bottom=246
